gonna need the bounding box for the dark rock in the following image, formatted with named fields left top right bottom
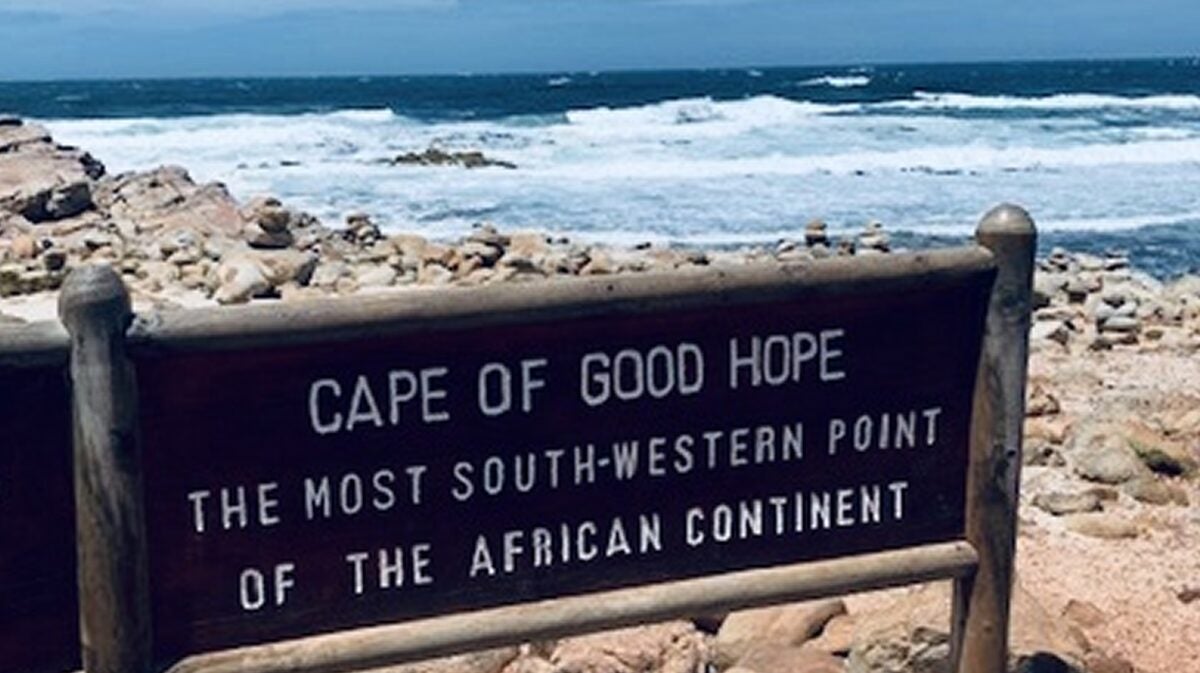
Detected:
left=41, top=249, right=68, bottom=272
left=1178, top=587, right=1200, bottom=604
left=804, top=219, right=829, bottom=247
left=391, top=148, right=516, bottom=170
left=1012, top=652, right=1079, bottom=673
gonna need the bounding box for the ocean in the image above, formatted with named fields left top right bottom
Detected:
left=3, top=58, right=1200, bottom=277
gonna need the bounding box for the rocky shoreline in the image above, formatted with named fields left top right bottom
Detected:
left=2, top=119, right=1198, bottom=673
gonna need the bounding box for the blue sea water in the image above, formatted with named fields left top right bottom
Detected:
left=3, top=59, right=1200, bottom=276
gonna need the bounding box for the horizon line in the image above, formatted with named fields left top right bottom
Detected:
left=2, top=52, right=1197, bottom=86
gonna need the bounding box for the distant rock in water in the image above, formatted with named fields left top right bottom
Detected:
left=390, top=148, right=517, bottom=170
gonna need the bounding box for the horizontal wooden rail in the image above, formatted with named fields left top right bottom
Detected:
left=130, top=246, right=994, bottom=353
left=0, top=319, right=69, bottom=366
left=167, top=540, right=977, bottom=673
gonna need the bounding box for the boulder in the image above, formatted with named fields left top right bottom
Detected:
left=806, top=613, right=856, bottom=656
left=1122, top=475, right=1189, bottom=506
left=242, top=196, right=292, bottom=233
left=1032, top=490, right=1101, bottom=516
left=244, top=222, right=295, bottom=249
left=467, top=223, right=510, bottom=248
left=549, top=622, right=709, bottom=673
left=213, top=255, right=270, bottom=304
left=94, top=166, right=244, bottom=238
left=1123, top=424, right=1197, bottom=477
left=1070, top=426, right=1148, bottom=485
left=847, top=580, right=1086, bottom=673
left=1099, top=316, right=1140, bottom=334
left=0, top=122, right=99, bottom=223
left=310, top=261, right=351, bottom=289
left=254, top=249, right=318, bottom=287
left=460, top=240, right=504, bottom=267
left=418, top=263, right=454, bottom=286
left=580, top=250, right=615, bottom=275
left=1064, top=513, right=1139, bottom=540
left=732, top=645, right=844, bottom=673
left=356, top=265, right=398, bottom=288
left=213, top=250, right=316, bottom=304
left=715, top=599, right=846, bottom=667
left=507, top=231, right=551, bottom=260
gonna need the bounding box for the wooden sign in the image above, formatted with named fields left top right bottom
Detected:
left=0, top=359, right=79, bottom=673
left=131, top=263, right=994, bottom=664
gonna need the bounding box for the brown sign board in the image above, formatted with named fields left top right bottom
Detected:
left=133, top=263, right=995, bottom=665
left=0, top=362, right=80, bottom=673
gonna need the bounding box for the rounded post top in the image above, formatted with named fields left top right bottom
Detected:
left=58, top=264, right=132, bottom=333
left=976, top=203, right=1036, bottom=239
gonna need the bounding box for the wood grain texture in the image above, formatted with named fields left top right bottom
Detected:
left=134, top=262, right=993, bottom=665
left=59, top=265, right=153, bottom=673
left=958, top=205, right=1036, bottom=673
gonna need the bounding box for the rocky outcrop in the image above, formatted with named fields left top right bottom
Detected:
left=0, top=120, right=102, bottom=224
left=390, top=147, right=517, bottom=169
left=546, top=622, right=710, bottom=673
left=93, top=166, right=245, bottom=238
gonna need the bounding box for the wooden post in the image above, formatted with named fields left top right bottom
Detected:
left=59, top=265, right=153, bottom=673
left=955, top=204, right=1036, bottom=673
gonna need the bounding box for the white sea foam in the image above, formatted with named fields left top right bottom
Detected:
left=884, top=91, right=1200, bottom=112
left=530, top=138, right=1200, bottom=180
left=325, top=108, right=402, bottom=123
left=797, top=75, right=872, bottom=88
left=38, top=89, right=1200, bottom=249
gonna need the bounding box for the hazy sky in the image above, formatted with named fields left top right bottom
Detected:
left=1, top=0, right=1198, bottom=80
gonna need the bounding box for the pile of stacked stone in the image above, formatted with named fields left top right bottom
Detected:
left=1031, top=247, right=1200, bottom=354
left=1, top=122, right=921, bottom=311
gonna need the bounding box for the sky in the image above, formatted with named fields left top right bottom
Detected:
left=0, top=0, right=1198, bottom=80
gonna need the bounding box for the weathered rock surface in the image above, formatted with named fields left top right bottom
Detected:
left=847, top=580, right=1087, bottom=673
left=548, top=622, right=710, bottom=673
left=1063, top=513, right=1140, bottom=540
left=731, top=644, right=845, bottom=673
left=715, top=599, right=846, bottom=666
left=1071, top=428, right=1148, bottom=485
left=0, top=121, right=101, bottom=223
left=1033, top=490, right=1102, bottom=516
